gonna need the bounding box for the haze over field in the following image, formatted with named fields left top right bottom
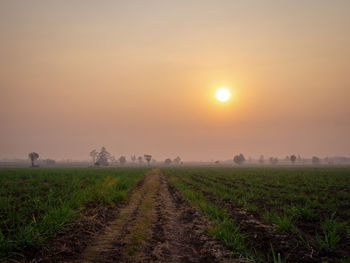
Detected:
left=1, top=1, right=350, bottom=161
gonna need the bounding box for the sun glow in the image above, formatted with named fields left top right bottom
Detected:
left=215, top=87, right=231, bottom=102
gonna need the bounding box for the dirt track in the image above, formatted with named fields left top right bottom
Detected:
left=68, top=169, right=237, bottom=263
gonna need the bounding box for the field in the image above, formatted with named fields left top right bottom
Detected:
left=164, top=166, right=350, bottom=262
left=0, top=167, right=148, bottom=261
left=0, top=166, right=349, bottom=263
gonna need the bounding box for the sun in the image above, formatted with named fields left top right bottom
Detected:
left=215, top=87, right=231, bottom=102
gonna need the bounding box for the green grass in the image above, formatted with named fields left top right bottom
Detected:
left=316, top=214, right=347, bottom=254
left=163, top=166, right=350, bottom=262
left=0, top=167, right=148, bottom=261
left=167, top=174, right=253, bottom=259
left=210, top=217, right=246, bottom=253
left=167, top=175, right=251, bottom=258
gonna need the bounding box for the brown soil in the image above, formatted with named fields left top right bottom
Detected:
left=23, top=177, right=147, bottom=263
left=178, top=175, right=321, bottom=263
left=27, top=169, right=239, bottom=263
left=141, top=172, right=239, bottom=263
left=190, top=174, right=350, bottom=260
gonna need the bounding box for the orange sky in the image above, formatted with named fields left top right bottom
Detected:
left=1, top=1, right=350, bottom=161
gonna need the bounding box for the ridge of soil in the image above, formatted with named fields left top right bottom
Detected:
left=176, top=175, right=320, bottom=263
left=141, top=172, right=241, bottom=263
left=196, top=174, right=350, bottom=259
left=76, top=169, right=155, bottom=263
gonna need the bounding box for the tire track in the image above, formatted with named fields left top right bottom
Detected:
left=75, top=170, right=157, bottom=263
left=69, top=169, right=240, bottom=263
left=143, top=173, right=239, bottom=263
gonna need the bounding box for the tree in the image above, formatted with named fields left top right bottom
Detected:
left=119, top=156, right=126, bottom=165
left=173, top=156, right=181, bottom=166
left=144, top=154, right=152, bottom=166
left=164, top=158, right=172, bottom=165
left=233, top=154, right=245, bottom=165
left=131, top=155, right=136, bottom=164
left=137, top=156, right=143, bottom=165
left=28, top=152, right=39, bottom=167
left=259, top=155, right=264, bottom=165
left=290, top=155, right=296, bottom=165
left=312, top=156, right=320, bottom=165
left=96, top=146, right=110, bottom=166
left=89, top=150, right=98, bottom=165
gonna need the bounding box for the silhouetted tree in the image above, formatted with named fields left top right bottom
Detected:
left=137, top=156, right=143, bottom=165
left=131, top=155, right=136, bottom=164
left=312, top=156, right=320, bottom=165
left=290, top=155, right=296, bottom=164
left=96, top=146, right=110, bottom=166
left=28, top=152, right=39, bottom=167
left=164, top=158, right=172, bottom=165
left=173, top=156, right=181, bottom=165
left=119, top=156, right=126, bottom=165
left=144, top=154, right=152, bottom=166
left=89, top=150, right=98, bottom=165
left=259, top=155, right=264, bottom=164
left=233, top=154, right=245, bottom=165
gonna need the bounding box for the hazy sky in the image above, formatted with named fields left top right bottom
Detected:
left=1, top=0, right=350, bottom=161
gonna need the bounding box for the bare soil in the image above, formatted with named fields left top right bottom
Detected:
left=179, top=175, right=322, bottom=263
left=141, top=172, right=238, bottom=263
left=190, top=174, right=350, bottom=260
left=24, top=177, right=147, bottom=263
left=27, top=169, right=238, bottom=263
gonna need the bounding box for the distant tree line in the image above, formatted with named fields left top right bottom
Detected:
left=26, top=149, right=327, bottom=168
left=28, top=152, right=56, bottom=167
left=88, top=147, right=155, bottom=167
left=163, top=156, right=182, bottom=166
left=228, top=153, right=324, bottom=166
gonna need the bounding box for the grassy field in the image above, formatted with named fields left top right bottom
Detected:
left=163, top=166, right=350, bottom=262
left=0, top=167, right=148, bottom=261
left=1, top=166, right=349, bottom=262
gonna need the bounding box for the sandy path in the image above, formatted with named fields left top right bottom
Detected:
left=143, top=172, right=237, bottom=263
left=69, top=169, right=237, bottom=263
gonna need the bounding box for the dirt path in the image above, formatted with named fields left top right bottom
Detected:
left=71, top=169, right=237, bottom=263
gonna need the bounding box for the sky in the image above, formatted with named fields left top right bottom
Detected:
left=1, top=0, right=350, bottom=161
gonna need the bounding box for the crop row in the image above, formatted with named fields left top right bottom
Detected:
left=164, top=167, right=350, bottom=262
left=0, top=167, right=147, bottom=261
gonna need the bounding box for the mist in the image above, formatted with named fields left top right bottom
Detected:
left=1, top=0, right=350, bottom=162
